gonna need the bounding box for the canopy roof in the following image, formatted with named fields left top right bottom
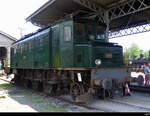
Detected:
left=26, top=0, right=150, bottom=33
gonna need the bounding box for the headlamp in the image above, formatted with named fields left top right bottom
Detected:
left=95, top=59, right=102, bottom=66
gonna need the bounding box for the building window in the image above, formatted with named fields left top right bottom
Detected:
left=64, top=26, right=71, bottom=41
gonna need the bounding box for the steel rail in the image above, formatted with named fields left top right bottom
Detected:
left=130, top=84, right=150, bottom=93
left=109, top=99, right=150, bottom=111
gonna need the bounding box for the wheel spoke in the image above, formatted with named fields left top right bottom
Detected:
left=70, top=82, right=85, bottom=101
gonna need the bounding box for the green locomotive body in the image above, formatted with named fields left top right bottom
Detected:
left=10, top=19, right=130, bottom=102
left=11, top=19, right=123, bottom=69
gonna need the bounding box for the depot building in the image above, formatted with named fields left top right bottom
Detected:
left=0, top=31, right=16, bottom=68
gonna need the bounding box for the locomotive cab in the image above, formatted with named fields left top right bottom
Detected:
left=73, top=19, right=124, bottom=68
left=72, top=19, right=130, bottom=101
left=74, top=19, right=107, bottom=43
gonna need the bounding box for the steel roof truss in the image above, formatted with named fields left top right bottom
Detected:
left=73, top=0, right=104, bottom=12
left=73, top=0, right=106, bottom=22
left=109, top=24, right=150, bottom=38
left=109, top=0, right=150, bottom=20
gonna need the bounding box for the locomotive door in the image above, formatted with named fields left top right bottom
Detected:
left=52, top=25, right=60, bottom=68
left=60, top=22, right=73, bottom=67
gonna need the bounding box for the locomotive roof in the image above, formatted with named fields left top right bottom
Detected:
left=13, top=18, right=105, bottom=45
left=12, top=18, right=118, bottom=47
left=12, top=26, right=51, bottom=46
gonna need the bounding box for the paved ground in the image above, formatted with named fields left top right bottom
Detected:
left=0, top=75, right=150, bottom=113
left=87, top=93, right=150, bottom=112
left=0, top=77, right=91, bottom=112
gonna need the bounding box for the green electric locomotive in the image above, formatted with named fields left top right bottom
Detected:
left=10, top=19, right=130, bottom=102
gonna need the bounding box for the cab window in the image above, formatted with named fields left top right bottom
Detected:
left=87, top=25, right=93, bottom=34
left=75, top=23, right=84, bottom=36
left=87, top=25, right=95, bottom=40
left=64, top=26, right=71, bottom=41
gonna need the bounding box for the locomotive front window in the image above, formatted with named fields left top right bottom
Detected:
left=87, top=25, right=95, bottom=40
left=88, top=25, right=94, bottom=34
left=75, top=23, right=84, bottom=36
left=64, top=26, right=71, bottom=41
left=96, top=26, right=106, bottom=40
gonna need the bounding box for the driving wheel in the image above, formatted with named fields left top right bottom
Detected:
left=70, top=82, right=85, bottom=101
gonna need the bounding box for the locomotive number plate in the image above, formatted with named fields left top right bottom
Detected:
left=105, top=53, right=112, bottom=58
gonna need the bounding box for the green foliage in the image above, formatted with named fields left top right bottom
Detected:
left=128, top=43, right=141, bottom=58
left=31, top=94, right=44, bottom=103
left=0, top=83, right=11, bottom=89
left=144, top=51, right=149, bottom=57
left=45, top=104, right=68, bottom=112
left=124, top=43, right=149, bottom=59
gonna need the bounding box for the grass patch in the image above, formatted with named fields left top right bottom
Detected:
left=0, top=83, right=11, bottom=89
left=31, top=95, right=44, bottom=103
left=21, top=90, right=32, bottom=96
left=46, top=104, right=68, bottom=112
left=0, top=96, right=6, bottom=99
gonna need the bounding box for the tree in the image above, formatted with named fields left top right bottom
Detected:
left=124, top=43, right=144, bottom=59
left=123, top=44, right=150, bottom=66
left=129, top=43, right=141, bottom=58
left=144, top=51, right=149, bottom=57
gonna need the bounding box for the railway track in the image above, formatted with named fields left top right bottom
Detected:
left=129, top=84, right=150, bottom=93
left=0, top=77, right=108, bottom=112
left=109, top=99, right=150, bottom=111
left=1, top=77, right=150, bottom=112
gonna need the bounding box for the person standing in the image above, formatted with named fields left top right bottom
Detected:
left=0, top=60, right=2, bottom=76
left=144, top=62, right=150, bottom=86
left=0, top=60, right=2, bottom=70
left=123, top=82, right=131, bottom=96
left=147, top=63, right=150, bottom=85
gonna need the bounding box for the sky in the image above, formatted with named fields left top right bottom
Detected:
left=0, top=0, right=49, bottom=39
left=110, top=32, right=150, bottom=51
left=0, top=0, right=149, bottom=51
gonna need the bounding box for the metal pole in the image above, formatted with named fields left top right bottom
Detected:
left=104, top=10, right=110, bottom=42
